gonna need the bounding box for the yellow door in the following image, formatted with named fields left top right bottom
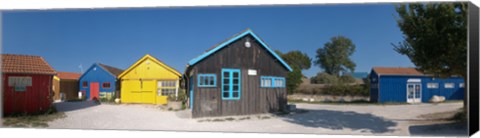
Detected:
left=121, top=79, right=156, bottom=104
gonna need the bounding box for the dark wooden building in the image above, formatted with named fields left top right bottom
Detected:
left=184, top=29, right=293, bottom=118
left=57, top=72, right=81, bottom=101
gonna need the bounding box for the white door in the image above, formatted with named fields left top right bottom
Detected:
left=407, top=83, right=422, bottom=103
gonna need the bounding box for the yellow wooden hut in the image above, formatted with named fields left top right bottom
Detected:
left=118, top=54, right=181, bottom=104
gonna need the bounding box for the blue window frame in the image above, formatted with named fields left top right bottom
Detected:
left=261, top=76, right=285, bottom=88
left=222, top=69, right=241, bottom=100
left=198, top=74, right=216, bottom=87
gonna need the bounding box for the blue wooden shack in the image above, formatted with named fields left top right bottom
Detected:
left=370, top=67, right=464, bottom=103
left=78, top=63, right=123, bottom=100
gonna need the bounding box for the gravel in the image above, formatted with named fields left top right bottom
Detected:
left=47, top=101, right=466, bottom=136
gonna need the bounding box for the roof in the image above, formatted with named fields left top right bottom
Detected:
left=1, top=54, right=56, bottom=75
left=118, top=54, right=181, bottom=78
left=372, top=67, right=424, bottom=76
left=97, top=63, right=124, bottom=77
left=57, top=72, right=81, bottom=80
left=187, top=29, right=293, bottom=72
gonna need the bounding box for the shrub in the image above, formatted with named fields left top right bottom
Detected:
left=340, top=74, right=356, bottom=83
left=311, top=72, right=339, bottom=84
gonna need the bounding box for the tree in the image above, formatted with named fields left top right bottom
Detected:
left=393, top=3, right=468, bottom=113
left=314, top=36, right=356, bottom=77
left=275, top=50, right=312, bottom=94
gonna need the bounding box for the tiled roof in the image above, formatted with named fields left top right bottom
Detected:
left=57, top=72, right=81, bottom=80
left=98, top=63, right=123, bottom=77
left=372, top=67, right=424, bottom=76
left=1, top=54, right=56, bottom=75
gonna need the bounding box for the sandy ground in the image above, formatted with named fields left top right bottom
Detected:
left=47, top=101, right=467, bottom=136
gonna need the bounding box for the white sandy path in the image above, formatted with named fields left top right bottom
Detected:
left=48, top=101, right=465, bottom=136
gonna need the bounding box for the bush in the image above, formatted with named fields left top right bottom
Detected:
left=340, top=74, right=356, bottom=83
left=311, top=72, right=339, bottom=84
left=323, top=83, right=369, bottom=96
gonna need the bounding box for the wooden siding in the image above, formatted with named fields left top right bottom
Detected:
left=60, top=80, right=80, bottom=101
left=189, top=35, right=288, bottom=118
left=3, top=73, right=53, bottom=114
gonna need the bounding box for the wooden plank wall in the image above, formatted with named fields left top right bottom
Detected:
left=190, top=35, right=288, bottom=118
left=60, top=80, right=80, bottom=101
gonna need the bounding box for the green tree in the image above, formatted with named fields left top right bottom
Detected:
left=314, top=36, right=356, bottom=77
left=275, top=50, right=312, bottom=94
left=393, top=3, right=468, bottom=112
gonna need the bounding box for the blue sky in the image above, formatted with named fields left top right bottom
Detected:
left=2, top=4, right=415, bottom=77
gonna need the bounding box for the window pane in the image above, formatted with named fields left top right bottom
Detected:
left=233, top=72, right=239, bottom=78
left=233, top=79, right=239, bottom=84
left=224, top=79, right=229, bottom=84
left=223, top=92, right=229, bottom=98
left=233, top=85, right=239, bottom=91
left=223, top=72, right=229, bottom=77
left=223, top=85, right=229, bottom=91
left=232, top=92, right=239, bottom=98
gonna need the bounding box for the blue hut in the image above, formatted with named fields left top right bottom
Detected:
left=370, top=67, right=464, bottom=103
left=78, top=63, right=123, bottom=100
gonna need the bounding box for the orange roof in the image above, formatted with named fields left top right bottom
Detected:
left=57, top=72, right=81, bottom=80
left=1, top=54, right=56, bottom=75
left=372, top=67, right=424, bottom=76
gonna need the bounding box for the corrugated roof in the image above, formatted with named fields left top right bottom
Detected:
left=98, top=63, right=124, bottom=77
left=372, top=67, right=424, bottom=76
left=1, top=54, right=56, bottom=75
left=57, top=72, right=81, bottom=80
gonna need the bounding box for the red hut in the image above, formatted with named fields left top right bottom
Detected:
left=2, top=54, right=57, bottom=114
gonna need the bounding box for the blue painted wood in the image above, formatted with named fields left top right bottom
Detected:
left=78, top=63, right=118, bottom=100
left=190, top=76, right=194, bottom=109
left=221, top=68, right=241, bottom=100
left=197, top=74, right=217, bottom=87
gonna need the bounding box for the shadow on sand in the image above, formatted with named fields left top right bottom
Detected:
left=53, top=101, right=99, bottom=112
left=408, top=122, right=468, bottom=136
left=280, top=109, right=397, bottom=134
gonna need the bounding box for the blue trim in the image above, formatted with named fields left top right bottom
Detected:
left=189, top=76, right=194, bottom=109
left=187, top=30, right=293, bottom=72
left=221, top=68, right=241, bottom=100
left=197, top=74, right=217, bottom=87
left=260, top=76, right=286, bottom=88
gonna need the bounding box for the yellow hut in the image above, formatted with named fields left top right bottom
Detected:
left=118, top=54, right=181, bottom=104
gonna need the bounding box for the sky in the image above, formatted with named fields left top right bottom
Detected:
left=1, top=4, right=416, bottom=77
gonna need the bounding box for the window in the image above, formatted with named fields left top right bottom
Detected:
left=371, top=83, right=378, bottom=89
left=261, top=76, right=285, bottom=88
left=444, top=83, right=455, bottom=88
left=222, top=69, right=241, bottom=100
left=82, top=81, right=88, bottom=88
left=198, top=74, right=216, bottom=87
left=427, top=83, right=439, bottom=89
left=102, top=82, right=111, bottom=88
left=459, top=83, right=465, bottom=88
left=158, top=80, right=177, bottom=96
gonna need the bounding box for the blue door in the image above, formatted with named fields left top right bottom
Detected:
left=190, top=76, right=194, bottom=109
left=222, top=69, right=241, bottom=100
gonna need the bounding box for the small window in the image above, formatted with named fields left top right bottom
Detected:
left=261, top=76, right=285, bottom=88
left=198, top=74, right=216, bottom=87
left=158, top=80, right=177, bottom=96
left=102, top=82, right=111, bottom=88
left=459, top=83, right=465, bottom=88
left=444, top=83, right=455, bottom=88
left=82, top=81, right=88, bottom=88
left=261, top=77, right=272, bottom=87
left=427, top=83, right=439, bottom=89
